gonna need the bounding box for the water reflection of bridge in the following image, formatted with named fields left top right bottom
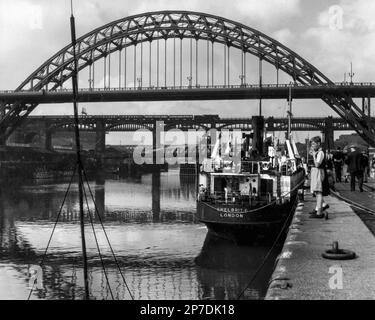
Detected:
left=0, top=209, right=269, bottom=300
left=0, top=170, right=278, bottom=300
left=0, top=170, right=197, bottom=239
left=0, top=169, right=196, bottom=220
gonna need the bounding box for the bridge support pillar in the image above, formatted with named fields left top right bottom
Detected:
left=152, top=170, right=161, bottom=222
left=45, top=130, right=52, bottom=150
left=251, top=116, right=264, bottom=157
left=362, top=96, right=371, bottom=117
left=323, top=116, right=334, bottom=152
left=95, top=180, right=105, bottom=221
left=208, top=122, right=217, bottom=158
left=0, top=103, right=6, bottom=146
left=95, top=120, right=106, bottom=168
left=268, top=117, right=274, bottom=131
left=152, top=122, right=157, bottom=165
left=152, top=120, right=165, bottom=165
left=45, top=122, right=53, bottom=150
left=369, top=97, right=372, bottom=117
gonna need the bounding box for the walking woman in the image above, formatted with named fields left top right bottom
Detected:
left=309, top=136, right=329, bottom=218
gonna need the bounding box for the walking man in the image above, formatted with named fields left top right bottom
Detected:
left=362, top=150, right=369, bottom=183
left=333, top=147, right=344, bottom=182
left=345, top=145, right=365, bottom=192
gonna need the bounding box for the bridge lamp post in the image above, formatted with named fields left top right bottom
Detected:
left=187, top=76, right=192, bottom=88
left=239, top=75, right=245, bottom=87
left=137, top=77, right=142, bottom=90
left=88, top=78, right=94, bottom=90
left=348, top=62, right=355, bottom=85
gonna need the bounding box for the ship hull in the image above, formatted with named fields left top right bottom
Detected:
left=196, top=196, right=298, bottom=244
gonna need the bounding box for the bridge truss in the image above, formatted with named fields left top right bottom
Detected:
left=0, top=11, right=374, bottom=145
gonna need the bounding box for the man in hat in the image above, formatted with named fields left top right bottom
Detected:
left=362, top=150, right=369, bottom=183
left=345, top=144, right=365, bottom=192
left=333, top=147, right=344, bottom=182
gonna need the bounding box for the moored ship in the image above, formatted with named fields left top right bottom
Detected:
left=196, top=108, right=305, bottom=243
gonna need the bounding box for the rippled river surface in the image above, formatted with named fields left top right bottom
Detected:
left=0, top=170, right=282, bottom=300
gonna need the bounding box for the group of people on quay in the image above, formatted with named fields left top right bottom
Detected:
left=308, top=135, right=373, bottom=219
left=330, top=145, right=372, bottom=191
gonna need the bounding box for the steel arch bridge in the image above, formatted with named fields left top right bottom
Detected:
left=1, top=10, right=374, bottom=146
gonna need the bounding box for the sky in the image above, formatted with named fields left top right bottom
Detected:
left=1, top=0, right=375, bottom=143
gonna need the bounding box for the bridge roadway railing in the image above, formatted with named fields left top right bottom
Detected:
left=20, top=115, right=375, bottom=124
left=1, top=82, right=375, bottom=94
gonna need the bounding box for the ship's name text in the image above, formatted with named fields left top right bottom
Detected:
left=219, top=212, right=244, bottom=218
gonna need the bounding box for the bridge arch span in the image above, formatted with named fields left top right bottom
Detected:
left=17, top=11, right=332, bottom=92
left=106, top=123, right=153, bottom=132
left=0, top=11, right=373, bottom=146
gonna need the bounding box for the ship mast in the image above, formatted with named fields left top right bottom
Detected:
left=70, top=1, right=90, bottom=300
left=287, top=82, right=293, bottom=140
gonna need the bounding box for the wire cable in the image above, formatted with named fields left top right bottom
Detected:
left=83, top=178, right=114, bottom=300
left=70, top=257, right=77, bottom=300
left=27, top=164, right=77, bottom=300
left=82, top=168, right=134, bottom=300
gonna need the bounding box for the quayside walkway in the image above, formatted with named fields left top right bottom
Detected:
left=266, top=182, right=375, bottom=300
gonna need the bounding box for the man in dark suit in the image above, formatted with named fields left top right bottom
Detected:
left=362, top=151, right=369, bottom=183
left=345, top=146, right=365, bottom=192
left=333, top=147, right=344, bottom=182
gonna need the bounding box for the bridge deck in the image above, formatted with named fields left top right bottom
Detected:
left=1, top=83, right=375, bottom=104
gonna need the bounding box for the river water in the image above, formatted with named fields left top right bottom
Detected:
left=0, top=169, right=282, bottom=300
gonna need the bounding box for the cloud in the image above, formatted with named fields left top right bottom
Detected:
left=302, top=0, right=375, bottom=81
left=1, top=0, right=372, bottom=135
left=234, top=0, right=301, bottom=25
left=0, top=0, right=301, bottom=90
left=271, top=28, right=294, bottom=46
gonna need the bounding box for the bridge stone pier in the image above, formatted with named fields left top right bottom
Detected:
left=152, top=171, right=161, bottom=222
left=94, top=181, right=105, bottom=221
left=152, top=120, right=166, bottom=167
left=45, top=121, right=53, bottom=150
left=0, top=103, right=6, bottom=145
left=362, top=96, right=372, bottom=117
left=323, top=116, right=334, bottom=152
left=252, top=116, right=265, bottom=156
left=95, top=120, right=106, bottom=168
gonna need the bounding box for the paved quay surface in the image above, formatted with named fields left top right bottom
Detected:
left=333, top=177, right=375, bottom=209
left=265, top=189, right=375, bottom=300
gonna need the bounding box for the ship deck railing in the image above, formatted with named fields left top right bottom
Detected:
left=199, top=191, right=275, bottom=206
left=202, top=160, right=276, bottom=175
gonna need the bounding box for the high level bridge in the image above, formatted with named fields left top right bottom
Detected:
left=0, top=11, right=374, bottom=146
left=13, top=115, right=375, bottom=153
